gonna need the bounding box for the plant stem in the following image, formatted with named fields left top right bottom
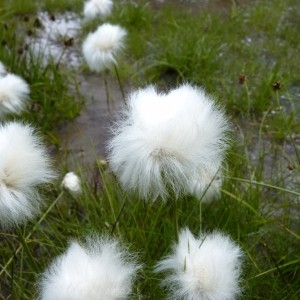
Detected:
left=114, top=63, right=126, bottom=104
left=15, top=227, right=39, bottom=273
left=111, top=198, right=127, bottom=235
left=103, top=71, right=111, bottom=112
left=0, top=191, right=64, bottom=277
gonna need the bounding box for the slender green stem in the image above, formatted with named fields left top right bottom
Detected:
left=114, top=63, right=126, bottom=104
left=103, top=72, right=111, bottom=112
left=103, top=184, right=120, bottom=236
left=0, top=191, right=64, bottom=277
left=111, top=198, right=127, bottom=235
left=227, top=176, right=300, bottom=196
left=15, top=227, right=39, bottom=273
left=250, top=259, right=300, bottom=279
left=221, top=188, right=260, bottom=216
left=196, top=169, right=221, bottom=232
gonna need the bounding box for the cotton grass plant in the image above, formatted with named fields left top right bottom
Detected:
left=39, top=235, right=140, bottom=300
left=82, top=23, right=127, bottom=104
left=82, top=23, right=126, bottom=73
left=0, top=122, right=55, bottom=228
left=107, top=84, right=230, bottom=201
left=83, top=0, right=113, bottom=20
left=0, top=121, right=56, bottom=276
left=0, top=73, right=30, bottom=118
left=156, top=228, right=243, bottom=300
left=1, top=0, right=300, bottom=299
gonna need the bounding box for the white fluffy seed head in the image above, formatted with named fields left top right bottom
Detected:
left=156, top=228, right=243, bottom=300
left=61, top=171, right=81, bottom=196
left=0, top=73, right=30, bottom=118
left=83, top=0, right=113, bottom=20
left=107, top=84, right=230, bottom=201
left=39, top=236, right=140, bottom=300
left=82, top=23, right=127, bottom=73
left=0, top=122, right=56, bottom=228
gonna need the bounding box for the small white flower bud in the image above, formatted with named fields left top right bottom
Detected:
left=61, top=172, right=81, bottom=196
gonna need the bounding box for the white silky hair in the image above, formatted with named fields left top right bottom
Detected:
left=82, top=23, right=127, bottom=73
left=39, top=236, right=140, bottom=300
left=83, top=0, right=113, bottom=20
left=0, top=122, right=55, bottom=227
left=156, top=228, right=243, bottom=300
left=107, top=84, right=230, bottom=201
left=0, top=73, right=30, bottom=118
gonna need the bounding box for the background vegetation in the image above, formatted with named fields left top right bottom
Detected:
left=0, top=0, right=299, bottom=299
